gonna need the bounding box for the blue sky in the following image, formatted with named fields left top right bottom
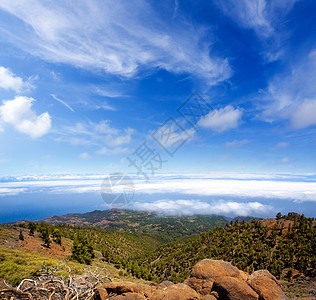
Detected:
left=0, top=0, right=316, bottom=221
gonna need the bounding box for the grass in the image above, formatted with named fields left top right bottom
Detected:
left=0, top=246, right=84, bottom=286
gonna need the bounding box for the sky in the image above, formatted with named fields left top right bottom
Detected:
left=0, top=0, right=316, bottom=222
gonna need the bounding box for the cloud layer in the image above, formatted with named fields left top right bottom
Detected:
left=0, top=96, right=51, bottom=138
left=132, top=199, right=272, bottom=216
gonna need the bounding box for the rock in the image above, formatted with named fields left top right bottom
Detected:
left=102, top=282, right=155, bottom=298
left=184, top=277, right=213, bottom=295
left=191, top=259, right=243, bottom=280
left=151, top=283, right=200, bottom=300
left=93, top=287, right=108, bottom=300
left=213, top=276, right=259, bottom=300
left=201, top=295, right=217, bottom=300
left=111, top=292, right=146, bottom=299
left=158, top=281, right=174, bottom=288
left=247, top=270, right=288, bottom=300
left=238, top=270, right=249, bottom=281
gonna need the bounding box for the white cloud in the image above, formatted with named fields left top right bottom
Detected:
left=0, top=187, right=27, bottom=196
left=225, top=139, right=251, bottom=148
left=215, top=0, right=299, bottom=62
left=0, top=66, right=37, bottom=92
left=291, top=99, right=316, bottom=130
left=216, top=0, right=298, bottom=38
left=0, top=66, right=24, bottom=91
left=0, top=1, right=231, bottom=84
left=96, top=146, right=129, bottom=155
left=1, top=172, right=316, bottom=204
left=55, top=120, right=134, bottom=155
left=132, top=199, right=272, bottom=216
left=0, top=96, right=51, bottom=138
left=198, top=106, right=242, bottom=132
left=79, top=152, right=91, bottom=160
left=270, top=142, right=289, bottom=150
left=51, top=94, right=74, bottom=112
left=258, top=51, right=316, bottom=129
left=216, top=0, right=272, bottom=37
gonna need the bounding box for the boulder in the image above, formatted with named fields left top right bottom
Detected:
left=201, top=295, right=217, bottom=300
left=191, top=259, right=243, bottom=280
left=158, top=281, right=174, bottom=288
left=200, top=295, right=217, bottom=300
left=101, top=281, right=155, bottom=298
left=111, top=292, right=146, bottom=299
left=212, top=276, right=259, bottom=300
left=151, top=283, right=200, bottom=300
left=247, top=270, right=288, bottom=300
left=93, top=287, right=108, bottom=300
left=184, top=277, right=213, bottom=295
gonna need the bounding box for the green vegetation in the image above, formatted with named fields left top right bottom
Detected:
left=0, top=246, right=83, bottom=286
left=18, top=229, right=24, bottom=241
left=41, top=209, right=230, bottom=243
left=130, top=213, right=315, bottom=282
left=71, top=233, right=95, bottom=264
left=0, top=212, right=314, bottom=287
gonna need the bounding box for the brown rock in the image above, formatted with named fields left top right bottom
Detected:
left=184, top=277, right=213, bottom=295
left=111, top=292, right=146, bottom=299
left=239, top=270, right=249, bottom=281
left=93, top=287, right=108, bottom=300
left=213, top=276, right=259, bottom=300
left=151, top=283, right=200, bottom=300
left=102, top=282, right=155, bottom=298
left=191, top=259, right=243, bottom=280
left=158, top=281, right=174, bottom=288
left=247, top=270, right=287, bottom=300
left=201, top=295, right=217, bottom=300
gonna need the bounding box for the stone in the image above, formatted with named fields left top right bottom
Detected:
left=102, top=282, right=155, bottom=298
left=247, top=270, right=288, bottom=300
left=151, top=283, right=200, bottom=300
left=184, top=277, right=213, bottom=295
left=213, top=276, right=259, bottom=300
left=191, top=259, right=243, bottom=280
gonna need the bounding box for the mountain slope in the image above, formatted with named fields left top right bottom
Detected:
left=129, top=213, right=316, bottom=283
left=37, top=209, right=231, bottom=242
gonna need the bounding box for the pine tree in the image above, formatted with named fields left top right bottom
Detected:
left=71, top=234, right=94, bottom=265
left=19, top=229, right=24, bottom=241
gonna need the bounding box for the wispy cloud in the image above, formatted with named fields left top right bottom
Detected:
left=216, top=0, right=299, bottom=61
left=79, top=152, right=91, bottom=160
left=216, top=0, right=272, bottom=38
left=258, top=50, right=316, bottom=129
left=270, top=142, right=289, bottom=151
left=55, top=120, right=134, bottom=155
left=0, top=1, right=231, bottom=84
left=225, top=139, right=251, bottom=148
left=0, top=96, right=51, bottom=138
left=50, top=94, right=74, bottom=112
left=198, top=106, right=243, bottom=132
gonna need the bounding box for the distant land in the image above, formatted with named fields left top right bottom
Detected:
left=4, top=208, right=258, bottom=243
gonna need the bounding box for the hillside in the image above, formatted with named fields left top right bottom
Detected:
left=130, top=213, right=315, bottom=284
left=0, top=212, right=315, bottom=298
left=34, top=209, right=232, bottom=243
